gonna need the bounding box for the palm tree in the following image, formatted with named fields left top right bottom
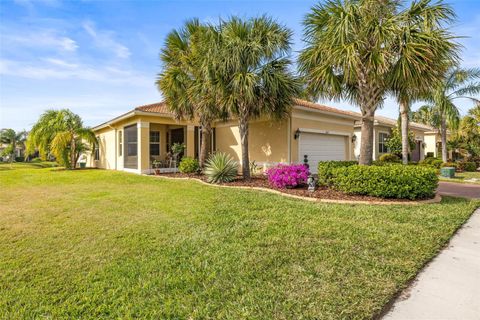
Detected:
left=298, top=0, right=457, bottom=165
left=213, top=16, right=300, bottom=179
left=27, top=109, right=97, bottom=169
left=390, top=0, right=457, bottom=164
left=419, top=67, right=480, bottom=162
left=0, top=129, right=27, bottom=164
left=157, top=19, right=219, bottom=168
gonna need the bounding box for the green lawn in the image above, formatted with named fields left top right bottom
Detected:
left=1, top=163, right=479, bottom=319
left=439, top=171, right=480, bottom=184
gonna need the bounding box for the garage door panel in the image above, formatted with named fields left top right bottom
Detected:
left=299, top=133, right=346, bottom=173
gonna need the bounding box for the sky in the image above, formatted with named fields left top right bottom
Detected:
left=0, top=0, right=479, bottom=131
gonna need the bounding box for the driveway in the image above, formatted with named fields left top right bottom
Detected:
left=437, top=181, right=480, bottom=199
left=383, top=208, right=480, bottom=319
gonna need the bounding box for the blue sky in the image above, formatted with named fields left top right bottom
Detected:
left=1, top=0, right=479, bottom=131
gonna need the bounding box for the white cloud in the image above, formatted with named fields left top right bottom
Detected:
left=82, top=20, right=131, bottom=59
left=0, top=58, right=151, bottom=87
left=1, top=30, right=78, bottom=52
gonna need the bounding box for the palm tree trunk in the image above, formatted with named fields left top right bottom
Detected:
left=441, top=116, right=448, bottom=162
left=238, top=109, right=250, bottom=179
left=400, top=101, right=409, bottom=165
left=199, top=122, right=211, bottom=168
left=70, top=138, right=76, bottom=169
left=359, top=113, right=374, bottom=165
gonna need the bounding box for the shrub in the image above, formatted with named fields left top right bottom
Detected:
left=463, top=162, right=477, bottom=172
left=441, top=162, right=457, bottom=169
left=317, top=161, right=357, bottom=186
left=267, top=164, right=309, bottom=189
left=178, top=157, right=199, bottom=173
left=31, top=157, right=42, bottom=163
left=332, top=165, right=438, bottom=200
left=419, top=157, right=443, bottom=169
left=204, top=152, right=238, bottom=183
left=15, top=156, right=25, bottom=162
left=378, top=153, right=400, bottom=162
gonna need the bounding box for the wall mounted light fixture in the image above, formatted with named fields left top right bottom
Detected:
left=294, top=129, right=301, bottom=140
left=351, top=134, right=357, bottom=143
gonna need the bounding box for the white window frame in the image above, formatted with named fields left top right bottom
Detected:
left=149, top=131, right=161, bottom=156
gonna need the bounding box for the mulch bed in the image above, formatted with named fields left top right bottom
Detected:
left=155, top=173, right=417, bottom=203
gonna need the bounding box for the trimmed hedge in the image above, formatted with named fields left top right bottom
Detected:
left=317, top=161, right=358, bottom=186
left=378, top=153, right=400, bottom=162
left=332, top=165, right=438, bottom=200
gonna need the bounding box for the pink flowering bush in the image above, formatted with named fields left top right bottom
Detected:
left=266, top=164, right=310, bottom=188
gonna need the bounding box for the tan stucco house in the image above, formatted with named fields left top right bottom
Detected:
left=87, top=99, right=360, bottom=174
left=88, top=99, right=441, bottom=174
left=353, top=115, right=434, bottom=162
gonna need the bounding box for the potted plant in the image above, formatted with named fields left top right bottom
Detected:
left=152, top=160, right=162, bottom=175
left=171, top=143, right=186, bottom=166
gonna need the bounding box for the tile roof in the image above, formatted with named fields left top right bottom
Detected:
left=135, top=101, right=172, bottom=114
left=293, top=98, right=359, bottom=118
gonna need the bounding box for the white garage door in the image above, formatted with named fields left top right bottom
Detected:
left=299, top=133, right=346, bottom=173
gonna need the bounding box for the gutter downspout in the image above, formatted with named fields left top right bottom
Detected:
left=287, top=115, right=291, bottom=163
left=107, top=124, right=117, bottom=170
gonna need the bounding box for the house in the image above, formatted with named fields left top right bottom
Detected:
left=88, top=99, right=441, bottom=174
left=0, top=143, right=25, bottom=161
left=353, top=115, right=433, bottom=162
left=88, top=99, right=359, bottom=174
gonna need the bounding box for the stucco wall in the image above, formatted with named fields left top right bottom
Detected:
left=214, top=118, right=289, bottom=167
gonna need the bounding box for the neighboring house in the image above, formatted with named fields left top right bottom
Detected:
left=87, top=99, right=359, bottom=174
left=0, top=143, right=25, bottom=161
left=353, top=116, right=433, bottom=162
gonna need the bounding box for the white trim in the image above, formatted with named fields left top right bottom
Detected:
left=293, top=105, right=359, bottom=120
left=123, top=167, right=140, bottom=174
left=298, top=128, right=350, bottom=136
left=187, top=125, right=195, bottom=131
left=291, top=111, right=355, bottom=125
left=137, top=121, right=149, bottom=128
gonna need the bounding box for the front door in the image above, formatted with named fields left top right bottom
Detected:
left=411, top=141, right=422, bottom=162
left=169, top=128, right=185, bottom=159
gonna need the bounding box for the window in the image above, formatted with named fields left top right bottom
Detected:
left=118, top=131, right=122, bottom=156
left=379, top=132, right=389, bottom=153
left=150, top=131, right=160, bottom=156
left=94, top=137, right=100, bottom=160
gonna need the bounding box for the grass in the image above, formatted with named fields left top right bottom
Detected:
left=0, top=161, right=58, bottom=171
left=439, top=171, right=480, bottom=184
left=1, top=163, right=479, bottom=319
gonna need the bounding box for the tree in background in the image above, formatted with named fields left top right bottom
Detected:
left=416, top=67, right=480, bottom=161
left=27, top=109, right=97, bottom=169
left=389, top=0, right=457, bottom=164
left=299, top=0, right=457, bottom=165
left=384, top=127, right=416, bottom=158
left=213, top=16, right=300, bottom=179
left=157, top=19, right=219, bottom=168
left=0, top=129, right=27, bottom=164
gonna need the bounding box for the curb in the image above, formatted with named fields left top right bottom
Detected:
left=148, top=175, right=442, bottom=206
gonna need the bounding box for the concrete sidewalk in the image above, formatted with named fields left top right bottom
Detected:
left=383, top=208, right=480, bottom=320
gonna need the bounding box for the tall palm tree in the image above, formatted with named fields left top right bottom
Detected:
left=27, top=109, right=97, bottom=169
left=298, top=0, right=456, bottom=165
left=157, top=19, right=218, bottom=168
left=390, top=0, right=457, bottom=164
left=419, top=67, right=480, bottom=161
left=212, top=16, right=300, bottom=179
left=0, top=129, right=27, bottom=164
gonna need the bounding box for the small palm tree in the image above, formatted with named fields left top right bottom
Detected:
left=213, top=16, right=300, bottom=179
left=0, top=129, right=27, bottom=164
left=299, top=0, right=457, bottom=165
left=157, top=19, right=219, bottom=168
left=419, top=67, right=480, bottom=161
left=27, top=109, right=97, bottom=169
